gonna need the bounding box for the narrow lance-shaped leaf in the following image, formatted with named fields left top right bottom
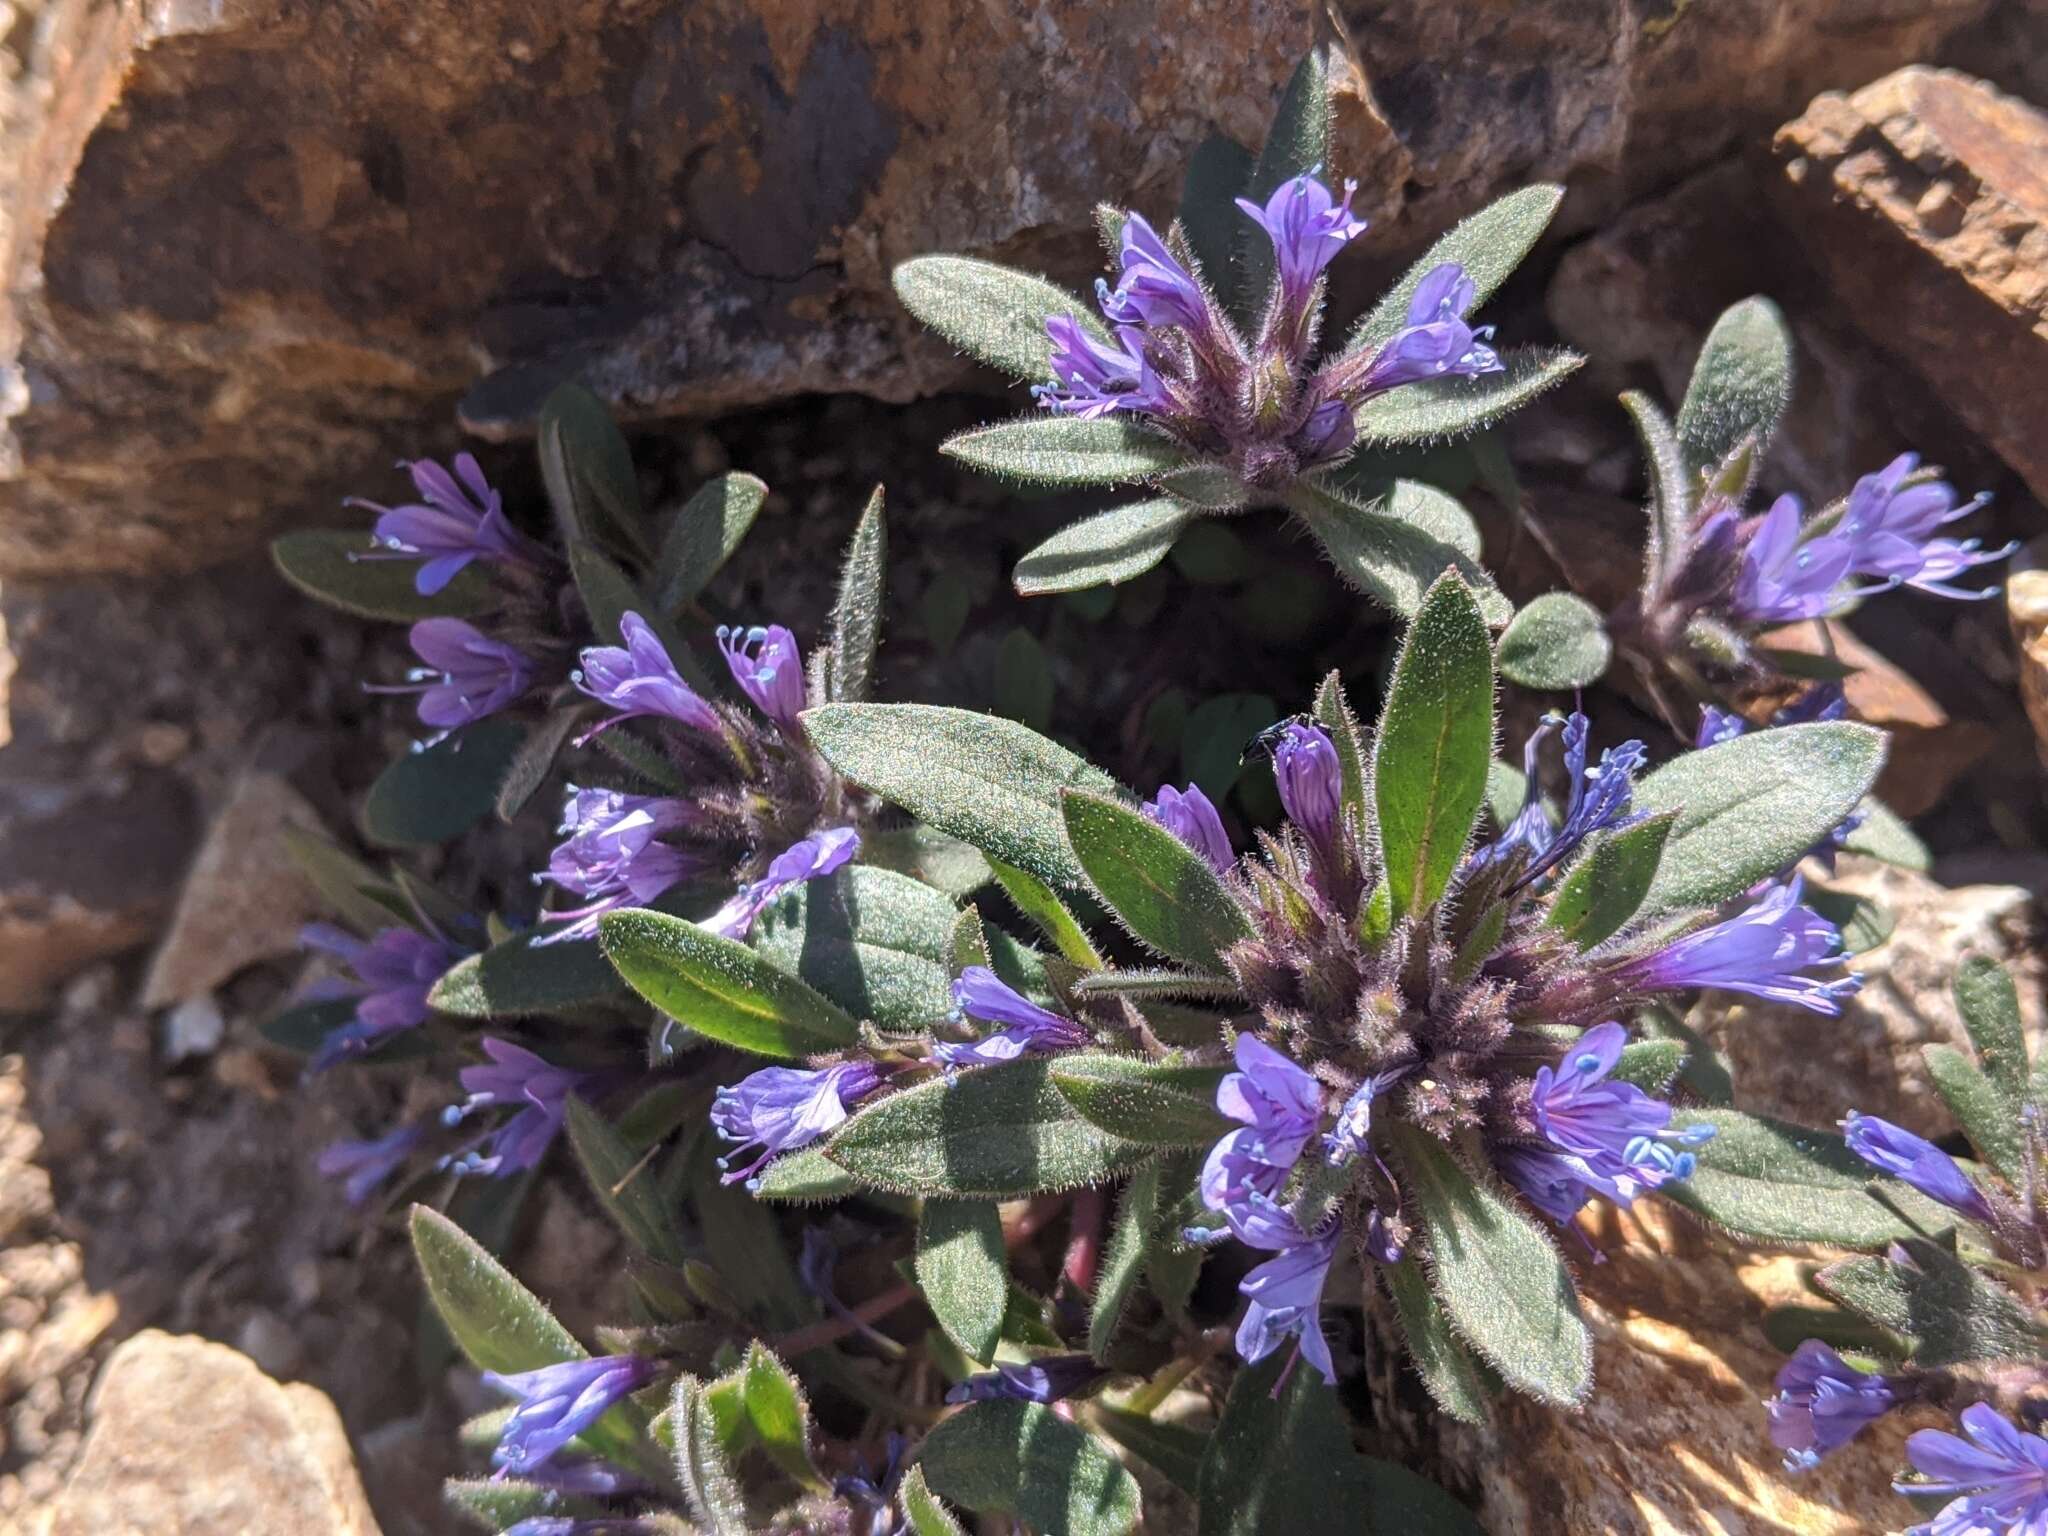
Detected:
left=1675, top=296, right=1794, bottom=489
left=1955, top=957, right=2029, bottom=1110
left=1352, top=347, right=1583, bottom=447
left=598, top=909, right=861, bottom=1058
left=1311, top=670, right=1371, bottom=831
left=564, top=1098, right=688, bottom=1266
left=893, top=256, right=1107, bottom=382
left=1374, top=573, right=1496, bottom=918
left=280, top=827, right=404, bottom=936
left=1544, top=811, right=1676, bottom=950
left=673, top=1375, right=750, bottom=1536
left=828, top=487, right=886, bottom=703
left=1620, top=391, right=1691, bottom=582
left=1924, top=1043, right=2025, bottom=1181
left=1816, top=1238, right=2038, bottom=1368
left=272, top=529, right=497, bottom=622
left=539, top=382, right=649, bottom=559
left=739, top=1341, right=826, bottom=1490
left=803, top=704, right=1122, bottom=901
left=429, top=929, right=627, bottom=1019
left=899, top=1465, right=969, bottom=1536
left=989, top=857, right=1106, bottom=970
left=1088, top=1160, right=1162, bottom=1361
left=1632, top=722, right=1886, bottom=914
left=1288, top=478, right=1510, bottom=623
left=1062, top=789, right=1252, bottom=971
left=1014, top=500, right=1194, bottom=597
left=1497, top=592, right=1611, bottom=692
left=942, top=417, right=1189, bottom=489
left=1050, top=1054, right=1233, bottom=1147
left=1348, top=184, right=1564, bottom=352
left=1383, top=1254, right=1492, bottom=1426
left=1390, top=1125, right=1593, bottom=1407
left=655, top=472, right=768, bottom=614
left=1177, top=134, right=1255, bottom=314
left=917, top=1201, right=1010, bottom=1364
left=497, top=708, right=586, bottom=823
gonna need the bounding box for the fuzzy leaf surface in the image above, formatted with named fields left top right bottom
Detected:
left=1348, top=185, right=1563, bottom=353
left=360, top=719, right=527, bottom=849
left=828, top=487, right=887, bottom=703
left=1289, top=479, right=1509, bottom=622
left=1383, top=1255, right=1491, bottom=1425
left=272, top=529, right=496, bottom=621
left=655, top=472, right=768, bottom=613
left=1544, top=812, right=1676, bottom=950
left=751, top=865, right=958, bottom=1030
left=1676, top=297, right=1794, bottom=488
left=920, top=1400, right=1140, bottom=1536
left=429, top=929, right=627, bottom=1018
left=1062, top=789, right=1251, bottom=970
left=1050, top=1054, right=1233, bottom=1147
left=893, top=256, right=1106, bottom=381
left=1497, top=592, right=1611, bottom=690
left=1817, top=1238, right=2038, bottom=1368
left=917, top=1200, right=1010, bottom=1364
left=942, top=418, right=1187, bottom=489
left=1014, top=500, right=1194, bottom=596
left=1353, top=347, right=1582, bottom=446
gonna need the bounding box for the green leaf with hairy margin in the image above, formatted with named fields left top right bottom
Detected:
left=1289, top=479, right=1509, bottom=622
left=1312, top=669, right=1372, bottom=827
left=1621, top=391, right=1691, bottom=579
left=1384, top=1254, right=1491, bottom=1425
left=1235, top=49, right=1330, bottom=327
left=1675, top=297, right=1793, bottom=488
left=565, top=1098, right=688, bottom=1265
left=1353, top=348, right=1582, bottom=446
left=272, top=529, right=496, bottom=622
left=862, top=825, right=992, bottom=899
left=828, top=487, right=887, bottom=703
left=1664, top=1108, right=1951, bottom=1247
left=750, top=865, right=956, bottom=1030
left=1632, top=723, right=1886, bottom=915
left=991, top=858, right=1106, bottom=969
left=1062, top=789, right=1251, bottom=970
left=673, top=1375, right=750, bottom=1536
left=1391, top=1126, right=1591, bottom=1406
left=539, top=382, right=648, bottom=558
left=900, top=1465, right=969, bottom=1536
left=1956, top=957, right=2030, bottom=1110
left=655, top=472, right=768, bottom=614
left=749, top=1144, right=859, bottom=1203
left=360, top=719, right=527, bottom=849
left=893, top=256, right=1107, bottom=381
left=1817, top=1239, right=2039, bottom=1368
left=920, top=1399, right=1141, bottom=1536
left=1497, top=592, right=1611, bottom=691
left=942, top=418, right=1187, bottom=488
left=1349, top=185, right=1564, bottom=353
left=1015, top=501, right=1194, bottom=596
left=1611, top=1037, right=1689, bottom=1093
left=1088, top=1160, right=1161, bottom=1360
left=1841, top=798, right=1930, bottom=871
left=739, top=1342, right=824, bottom=1489
left=1178, top=134, right=1255, bottom=313
left=828, top=1057, right=1148, bottom=1197
left=599, top=909, right=860, bottom=1057
left=411, top=1206, right=651, bottom=1475
left=1374, top=574, right=1496, bottom=919
left=280, top=827, right=402, bottom=936
left=1051, top=1054, right=1232, bottom=1147
left=496, top=709, right=585, bottom=823
left=1545, top=812, right=1676, bottom=949
left=1925, top=1044, right=2025, bottom=1179
left=804, top=704, right=1121, bottom=901
left=918, top=1201, right=1010, bottom=1364
left=429, top=929, right=626, bottom=1018
left=446, top=1475, right=606, bottom=1530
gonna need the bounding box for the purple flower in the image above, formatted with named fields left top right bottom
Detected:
left=446, top=1038, right=587, bottom=1176
left=1143, top=782, right=1233, bottom=875
left=1469, top=711, right=1644, bottom=890
left=538, top=788, right=701, bottom=941
left=1235, top=173, right=1368, bottom=322
left=933, top=967, right=1089, bottom=1068
left=1614, top=877, right=1861, bottom=1016
left=299, top=922, right=460, bottom=1072
left=574, top=612, right=721, bottom=738
left=1837, top=453, right=2011, bottom=601
left=1731, top=495, right=1860, bottom=623
left=1516, top=1021, right=1713, bottom=1209
left=1223, top=1194, right=1340, bottom=1385
left=711, top=1060, right=884, bottom=1188
left=1271, top=722, right=1342, bottom=855
left=1842, top=1112, right=1996, bottom=1226
left=1036, top=318, right=1176, bottom=420
left=482, top=1355, right=657, bottom=1475
left=385, top=618, right=534, bottom=729
left=1498, top=1147, right=1599, bottom=1226
left=347, top=453, right=542, bottom=595
left=1896, top=1403, right=2048, bottom=1536
left=1096, top=212, right=1209, bottom=334
left=700, top=826, right=861, bottom=942
left=1201, top=1033, right=1323, bottom=1211
left=1294, top=396, right=1356, bottom=464
left=1359, top=263, right=1502, bottom=394
left=945, top=1353, right=1108, bottom=1406
left=1323, top=1068, right=1409, bottom=1168
left=1768, top=1339, right=1898, bottom=1471
left=316, top=1123, right=423, bottom=1207
left=503, top=1521, right=655, bottom=1536
left=1696, top=706, right=1748, bottom=749
left=717, top=623, right=806, bottom=728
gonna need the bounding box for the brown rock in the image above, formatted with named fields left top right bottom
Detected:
left=1447, top=1200, right=1940, bottom=1535
left=139, top=769, right=328, bottom=1011
left=46, top=1330, right=380, bottom=1536
left=2010, top=563, right=2048, bottom=773
left=1773, top=67, right=2048, bottom=503
left=0, top=2, right=1991, bottom=577
left=1693, top=857, right=2046, bottom=1136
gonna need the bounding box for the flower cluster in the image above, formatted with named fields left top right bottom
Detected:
left=1038, top=174, right=1500, bottom=490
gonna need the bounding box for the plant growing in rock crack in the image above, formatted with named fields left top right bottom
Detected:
left=1750, top=956, right=2048, bottom=1534
left=892, top=46, right=1580, bottom=620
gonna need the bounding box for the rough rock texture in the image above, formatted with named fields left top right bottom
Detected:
left=43, top=1330, right=380, bottom=1536
left=0, top=0, right=1991, bottom=577
left=2011, top=563, right=2048, bottom=772
left=1772, top=67, right=2048, bottom=503
left=1694, top=857, right=2046, bottom=1136
left=1447, top=1200, right=1940, bottom=1535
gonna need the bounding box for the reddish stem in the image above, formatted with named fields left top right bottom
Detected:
left=1063, top=1188, right=1106, bottom=1294
left=771, top=1279, right=919, bottom=1356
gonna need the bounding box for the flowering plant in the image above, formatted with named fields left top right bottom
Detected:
left=893, top=50, right=1579, bottom=619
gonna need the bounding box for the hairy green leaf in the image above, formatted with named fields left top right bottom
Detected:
left=1063, top=789, right=1251, bottom=970
left=1349, top=185, right=1564, bottom=353
left=1353, top=348, right=1582, bottom=446
left=1956, top=957, right=2029, bottom=1110
left=1544, top=812, right=1676, bottom=950
left=942, top=418, right=1187, bottom=488
left=1383, top=1254, right=1491, bottom=1425
left=539, top=382, right=648, bottom=558
left=750, top=865, right=958, bottom=1031
left=1676, top=297, right=1794, bottom=489
left=272, top=529, right=496, bottom=622
left=920, top=1399, right=1140, bottom=1536
left=1817, top=1238, right=2038, bottom=1368
left=1178, top=134, right=1255, bottom=314
left=1289, top=479, right=1509, bottom=622
left=893, top=256, right=1106, bottom=381
left=828, top=487, right=887, bottom=703
left=1497, top=592, right=1611, bottom=691
left=1015, top=500, right=1194, bottom=596
left=900, top=1464, right=969, bottom=1536
left=360, top=719, right=527, bottom=849
left=672, top=1374, right=750, bottom=1536
left=429, top=929, right=626, bottom=1018
left=1841, top=798, right=1930, bottom=871
left=1050, top=1054, right=1233, bottom=1147
left=565, top=1098, right=687, bottom=1265
left=1925, top=1044, right=2025, bottom=1180
left=655, top=472, right=768, bottom=613
left=917, top=1201, right=1010, bottom=1364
